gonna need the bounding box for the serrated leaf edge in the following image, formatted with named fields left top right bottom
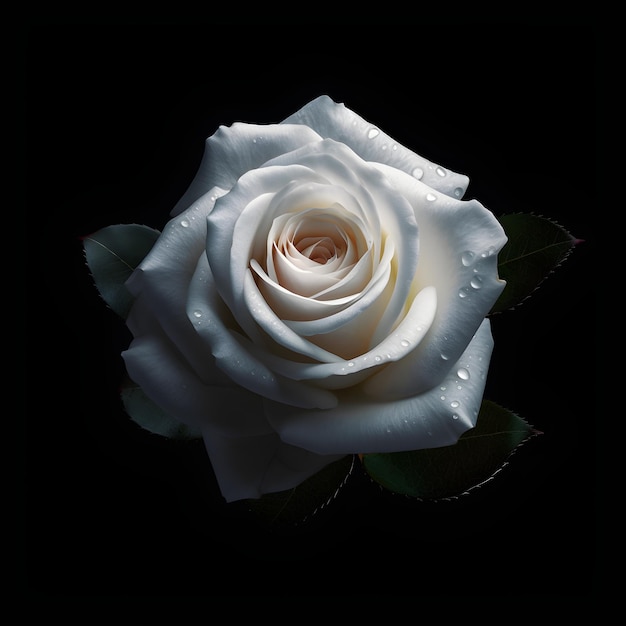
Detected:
left=490, top=211, right=579, bottom=315
left=362, top=406, right=540, bottom=503
left=250, top=454, right=357, bottom=527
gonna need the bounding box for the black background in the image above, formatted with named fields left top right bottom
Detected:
left=20, top=19, right=604, bottom=624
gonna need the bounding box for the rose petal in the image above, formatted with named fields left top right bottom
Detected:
left=187, top=254, right=338, bottom=410
left=266, top=319, right=494, bottom=455
left=241, top=286, right=436, bottom=392
left=251, top=256, right=379, bottom=322
left=363, top=165, right=507, bottom=399
left=201, top=426, right=345, bottom=502
left=171, top=123, right=322, bottom=216
left=242, top=270, right=344, bottom=363
left=125, top=188, right=227, bottom=383
left=283, top=95, right=470, bottom=199
left=122, top=332, right=271, bottom=436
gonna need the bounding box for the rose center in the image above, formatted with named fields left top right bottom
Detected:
left=295, top=236, right=339, bottom=265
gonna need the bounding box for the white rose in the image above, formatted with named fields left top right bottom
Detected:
left=122, top=95, right=507, bottom=502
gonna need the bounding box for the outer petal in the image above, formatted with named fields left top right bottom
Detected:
left=283, top=95, right=470, bottom=199
left=266, top=319, right=495, bottom=455
left=364, top=164, right=507, bottom=399
left=201, top=426, right=345, bottom=502
left=125, top=188, right=228, bottom=384
left=122, top=332, right=270, bottom=436
left=171, top=123, right=322, bottom=216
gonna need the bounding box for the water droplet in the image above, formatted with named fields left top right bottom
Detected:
left=367, top=128, right=380, bottom=139
left=192, top=310, right=202, bottom=318
left=459, top=288, right=469, bottom=298
left=436, top=166, right=447, bottom=177
left=457, top=367, right=470, bottom=380
left=440, top=395, right=446, bottom=401
left=412, top=167, right=424, bottom=179
left=374, top=355, right=382, bottom=362
left=400, top=339, right=410, bottom=347
left=381, top=144, right=388, bottom=150
left=347, top=361, right=355, bottom=367
left=461, top=250, right=475, bottom=266
left=440, top=386, right=447, bottom=391
left=450, top=400, right=460, bottom=408
left=180, top=219, right=190, bottom=228
left=453, top=187, right=464, bottom=198
left=452, top=414, right=459, bottom=420
left=392, top=143, right=398, bottom=151
left=426, top=193, right=437, bottom=202
left=441, top=353, right=450, bottom=361
left=470, top=276, right=483, bottom=289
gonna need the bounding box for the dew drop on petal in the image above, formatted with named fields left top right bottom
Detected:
left=368, top=128, right=380, bottom=139
left=426, top=193, right=437, bottom=202
left=457, top=367, right=470, bottom=380
left=453, top=187, right=464, bottom=198
left=470, top=276, right=483, bottom=289
left=436, top=166, right=447, bottom=177
left=450, top=400, right=460, bottom=408
left=412, top=167, right=424, bottom=179
left=461, top=250, right=475, bottom=266
left=192, top=310, right=202, bottom=318
left=459, top=288, right=469, bottom=298
left=452, top=414, right=459, bottom=420
left=400, top=339, right=410, bottom=347
left=180, top=219, right=190, bottom=228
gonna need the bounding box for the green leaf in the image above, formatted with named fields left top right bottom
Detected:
left=362, top=400, right=537, bottom=500
left=120, top=376, right=202, bottom=440
left=83, top=223, right=160, bottom=318
left=248, top=454, right=356, bottom=527
left=491, top=213, right=578, bottom=313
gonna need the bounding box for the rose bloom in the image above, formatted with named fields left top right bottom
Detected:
left=123, top=95, right=507, bottom=502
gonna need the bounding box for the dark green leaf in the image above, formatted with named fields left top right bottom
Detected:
left=120, top=376, right=202, bottom=440
left=362, top=400, right=537, bottom=500
left=83, top=223, right=160, bottom=318
left=492, top=213, right=578, bottom=313
left=248, top=454, right=356, bottom=527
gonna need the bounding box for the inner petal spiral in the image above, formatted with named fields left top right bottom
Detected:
left=267, top=207, right=371, bottom=300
